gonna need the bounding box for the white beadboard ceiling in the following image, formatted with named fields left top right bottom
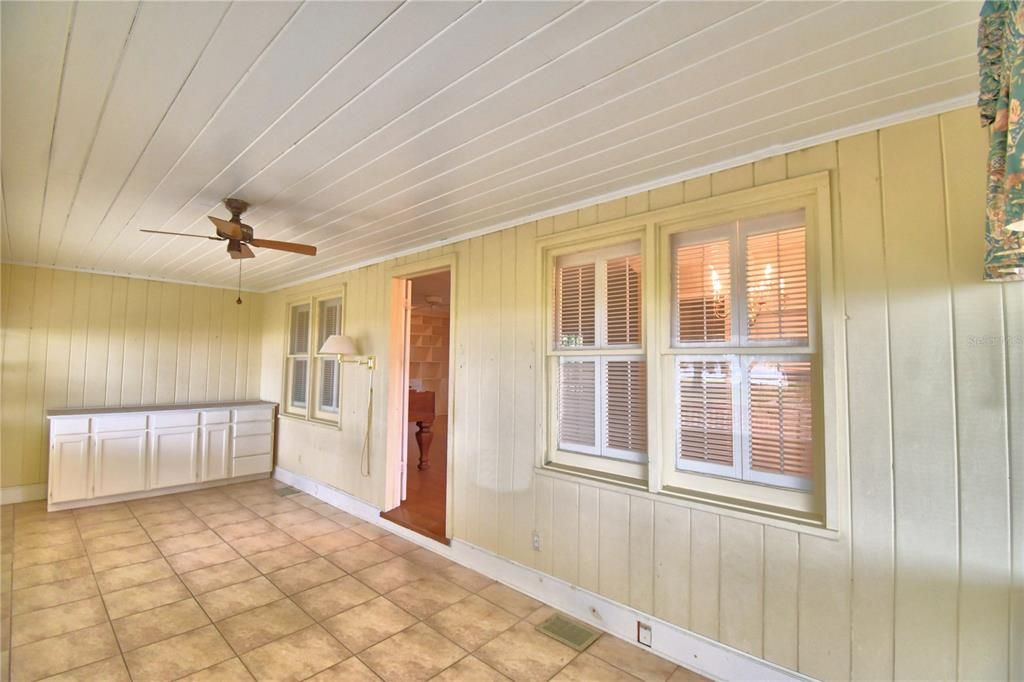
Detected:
left=1, top=0, right=979, bottom=292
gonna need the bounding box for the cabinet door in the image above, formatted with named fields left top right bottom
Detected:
left=149, top=427, right=199, bottom=489
left=93, top=431, right=147, bottom=497
left=200, top=424, right=231, bottom=482
left=50, top=434, right=91, bottom=503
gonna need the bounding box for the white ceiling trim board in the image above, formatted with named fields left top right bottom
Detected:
left=0, top=259, right=263, bottom=293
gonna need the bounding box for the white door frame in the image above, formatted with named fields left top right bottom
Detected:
left=383, top=254, right=457, bottom=540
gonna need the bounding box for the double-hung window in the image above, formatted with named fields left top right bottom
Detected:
left=285, top=293, right=344, bottom=424
left=313, top=297, right=342, bottom=421
left=670, top=209, right=816, bottom=500
left=285, top=303, right=311, bottom=416
left=549, top=241, right=647, bottom=479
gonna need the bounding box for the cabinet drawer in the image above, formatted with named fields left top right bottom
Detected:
left=50, top=418, right=90, bottom=436
left=233, top=433, right=272, bottom=458
left=150, top=411, right=198, bottom=429
left=201, top=410, right=230, bottom=425
left=233, top=406, right=274, bottom=423
left=93, top=414, right=147, bottom=433
left=233, top=421, right=271, bottom=437
left=233, top=454, right=272, bottom=476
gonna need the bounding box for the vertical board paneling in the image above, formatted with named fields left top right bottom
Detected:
left=689, top=510, right=720, bottom=639
left=653, top=501, right=689, bottom=628
left=534, top=474, right=553, bottom=575
left=497, top=228, right=517, bottom=559
left=551, top=478, right=579, bottom=584
left=511, top=223, right=537, bottom=566
left=598, top=488, right=630, bottom=605
left=880, top=117, right=959, bottom=680
left=0, top=265, right=264, bottom=489
left=762, top=526, right=799, bottom=669
left=577, top=484, right=600, bottom=593
left=628, top=496, right=654, bottom=614
left=719, top=517, right=763, bottom=657
left=477, top=232, right=503, bottom=551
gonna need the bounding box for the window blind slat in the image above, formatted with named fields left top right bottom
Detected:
left=290, top=305, right=310, bottom=355
left=606, top=255, right=642, bottom=346
left=746, top=359, right=813, bottom=478
left=676, top=239, right=731, bottom=343
left=678, top=359, right=734, bottom=466
left=319, top=358, right=338, bottom=410
left=605, top=359, right=646, bottom=453
left=746, top=227, right=808, bottom=341
left=558, top=359, right=596, bottom=449
left=555, top=263, right=596, bottom=348
left=291, top=358, right=308, bottom=407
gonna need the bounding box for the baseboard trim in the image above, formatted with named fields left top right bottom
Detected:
left=0, top=484, right=47, bottom=505
left=46, top=473, right=272, bottom=512
left=273, top=466, right=807, bottom=682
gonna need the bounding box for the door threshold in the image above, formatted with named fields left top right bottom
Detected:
left=379, top=509, right=450, bottom=546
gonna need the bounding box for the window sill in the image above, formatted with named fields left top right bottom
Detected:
left=277, top=413, right=341, bottom=431
left=534, top=465, right=840, bottom=540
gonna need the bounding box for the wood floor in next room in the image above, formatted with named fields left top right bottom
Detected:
left=0, top=479, right=707, bottom=682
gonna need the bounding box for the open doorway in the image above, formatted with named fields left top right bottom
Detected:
left=381, top=269, right=451, bottom=543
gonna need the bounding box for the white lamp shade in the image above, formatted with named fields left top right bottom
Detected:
left=319, top=334, right=358, bottom=355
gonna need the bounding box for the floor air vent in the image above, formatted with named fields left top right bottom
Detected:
left=535, top=614, right=601, bottom=651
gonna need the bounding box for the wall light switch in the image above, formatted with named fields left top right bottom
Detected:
left=637, top=621, right=652, bottom=647
left=532, top=531, right=541, bottom=551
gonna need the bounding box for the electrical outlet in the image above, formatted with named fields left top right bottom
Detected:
left=637, top=621, right=652, bottom=647
left=532, top=530, right=541, bottom=551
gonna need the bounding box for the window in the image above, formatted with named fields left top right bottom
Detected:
left=671, top=210, right=814, bottom=493
left=548, top=241, right=647, bottom=478
left=284, top=293, right=344, bottom=424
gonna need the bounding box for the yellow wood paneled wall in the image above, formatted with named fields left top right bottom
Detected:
left=261, top=107, right=1021, bottom=680
left=0, top=266, right=264, bottom=489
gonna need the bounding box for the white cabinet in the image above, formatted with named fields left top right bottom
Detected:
left=149, top=426, right=199, bottom=489
left=200, top=424, right=231, bottom=482
left=49, top=434, right=90, bottom=503
left=93, top=430, right=148, bottom=497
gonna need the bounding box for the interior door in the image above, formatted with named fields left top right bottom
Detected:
left=400, top=279, right=413, bottom=502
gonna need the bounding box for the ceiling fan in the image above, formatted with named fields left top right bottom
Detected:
left=140, top=198, right=317, bottom=260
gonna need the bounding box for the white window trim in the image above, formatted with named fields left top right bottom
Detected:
left=282, top=288, right=346, bottom=426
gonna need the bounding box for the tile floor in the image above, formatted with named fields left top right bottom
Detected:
left=0, top=479, right=708, bottom=682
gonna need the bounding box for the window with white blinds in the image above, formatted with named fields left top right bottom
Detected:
left=286, top=304, right=311, bottom=413
left=314, top=298, right=342, bottom=417
left=672, top=210, right=813, bottom=491
left=552, top=242, right=646, bottom=465
left=285, top=294, right=344, bottom=423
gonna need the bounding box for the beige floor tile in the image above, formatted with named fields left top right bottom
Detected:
left=586, top=636, right=677, bottom=682
left=83, top=528, right=150, bottom=555
left=157, top=529, right=222, bottom=556
left=186, top=499, right=245, bottom=518
left=245, top=542, right=318, bottom=574
left=323, top=597, right=417, bottom=653
left=10, top=621, right=119, bottom=681
left=87, top=542, right=161, bottom=573
left=176, top=657, right=255, bottom=681
left=475, top=622, right=576, bottom=682
left=144, top=517, right=208, bottom=541
left=196, top=576, right=284, bottom=621
left=166, top=542, right=241, bottom=574
left=111, top=597, right=210, bottom=651
left=217, top=597, right=313, bottom=654
left=215, top=519, right=275, bottom=541
left=327, top=543, right=395, bottom=573
left=359, top=622, right=465, bottom=682
left=247, top=498, right=302, bottom=517
left=551, top=654, right=641, bottom=682
left=373, top=536, right=418, bottom=556
left=13, top=541, right=85, bottom=570
left=308, top=656, right=382, bottom=681
left=128, top=496, right=185, bottom=515
left=426, top=595, right=518, bottom=652
left=124, top=624, right=234, bottom=681
left=12, top=575, right=98, bottom=616
left=326, top=511, right=362, bottom=528
left=403, top=548, right=453, bottom=571
left=354, top=557, right=429, bottom=594
left=432, top=656, right=510, bottom=681
left=440, top=564, right=494, bottom=593
left=135, top=507, right=197, bottom=528
left=74, top=506, right=133, bottom=527
left=36, top=654, right=130, bottom=682
left=11, top=596, right=107, bottom=647
left=385, top=578, right=469, bottom=619
left=350, top=523, right=388, bottom=541
left=306, top=501, right=343, bottom=515
left=304, top=529, right=365, bottom=555
left=283, top=492, right=319, bottom=508
left=282, top=517, right=344, bottom=541
left=229, top=530, right=295, bottom=556
left=94, top=557, right=174, bottom=593
left=264, top=508, right=320, bottom=529
left=76, top=518, right=140, bottom=540
left=477, top=584, right=542, bottom=618
left=180, top=558, right=259, bottom=595
left=293, top=576, right=378, bottom=621
left=102, top=575, right=191, bottom=620
left=241, top=624, right=350, bottom=681
left=666, top=667, right=711, bottom=682
left=13, top=530, right=80, bottom=550
left=11, top=557, right=91, bottom=591
left=267, top=557, right=345, bottom=595
left=201, top=508, right=258, bottom=528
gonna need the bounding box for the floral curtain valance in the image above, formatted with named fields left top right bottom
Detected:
left=980, top=0, right=1024, bottom=281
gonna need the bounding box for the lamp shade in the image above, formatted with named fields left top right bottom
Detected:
left=319, top=334, right=358, bottom=355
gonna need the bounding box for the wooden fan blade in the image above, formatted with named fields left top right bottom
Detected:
left=209, top=216, right=243, bottom=240
left=140, top=229, right=223, bottom=241
left=227, top=241, right=255, bottom=259
left=249, top=238, right=317, bottom=256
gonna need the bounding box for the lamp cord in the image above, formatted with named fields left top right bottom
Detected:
left=360, top=366, right=373, bottom=477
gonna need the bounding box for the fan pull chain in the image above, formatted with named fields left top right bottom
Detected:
left=236, top=258, right=243, bottom=305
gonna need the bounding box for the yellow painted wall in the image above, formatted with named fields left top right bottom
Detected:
left=0, top=266, right=264, bottom=490
left=260, top=106, right=1015, bottom=679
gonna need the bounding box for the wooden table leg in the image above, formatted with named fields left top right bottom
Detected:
left=415, top=419, right=433, bottom=470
